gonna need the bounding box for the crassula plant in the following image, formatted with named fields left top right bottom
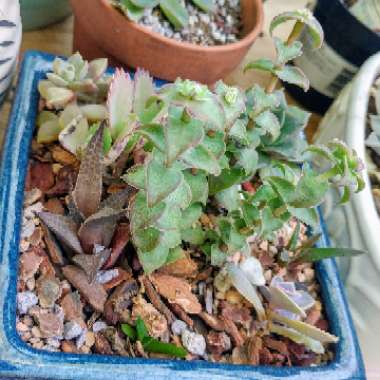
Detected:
left=111, top=0, right=215, bottom=30
left=26, top=9, right=365, bottom=362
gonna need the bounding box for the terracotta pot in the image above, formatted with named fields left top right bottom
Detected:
left=70, top=0, right=264, bottom=83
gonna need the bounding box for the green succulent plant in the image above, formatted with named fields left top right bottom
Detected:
left=36, top=9, right=366, bottom=355
left=111, top=0, right=215, bottom=30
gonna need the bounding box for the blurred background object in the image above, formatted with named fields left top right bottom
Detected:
left=0, top=0, right=21, bottom=107
left=19, top=0, right=71, bottom=31
left=287, top=0, right=380, bottom=114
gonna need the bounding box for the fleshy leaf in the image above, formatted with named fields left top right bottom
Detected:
left=133, top=69, right=155, bottom=118
left=134, top=226, right=161, bottom=252
left=267, top=285, right=306, bottom=317
left=269, top=311, right=339, bottom=343
left=192, top=0, right=215, bottom=12
left=159, top=0, right=189, bottom=29
left=129, top=0, right=159, bottom=7
left=36, top=111, right=62, bottom=144
left=255, top=110, right=281, bottom=141
left=107, top=68, right=134, bottom=139
left=211, top=244, right=227, bottom=266
left=208, top=167, right=245, bottom=195
left=274, top=37, right=303, bottom=64
left=180, top=203, right=203, bottom=230
left=45, top=87, right=75, bottom=109
left=269, top=323, right=324, bottom=354
left=181, top=145, right=221, bottom=176
left=183, top=170, right=208, bottom=205
left=123, top=164, right=146, bottom=190
left=269, top=9, right=324, bottom=49
left=145, top=152, right=183, bottom=207
left=138, top=124, right=165, bottom=152
left=59, top=117, right=89, bottom=156
left=138, top=245, right=170, bottom=274
left=38, top=212, right=83, bottom=255
left=72, top=122, right=105, bottom=218
left=72, top=249, right=111, bottom=282
left=117, top=0, right=145, bottom=22
left=244, top=59, right=275, bottom=74
left=275, top=65, right=310, bottom=92
left=292, top=247, right=364, bottom=264
left=165, top=106, right=205, bottom=165
left=78, top=207, right=125, bottom=253
left=88, top=58, right=108, bottom=80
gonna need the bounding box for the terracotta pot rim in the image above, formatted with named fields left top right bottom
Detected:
left=99, top=0, right=264, bottom=53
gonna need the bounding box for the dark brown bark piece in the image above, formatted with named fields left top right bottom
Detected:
left=41, top=222, right=65, bottom=265
left=30, top=162, right=55, bottom=192
left=103, top=223, right=130, bottom=269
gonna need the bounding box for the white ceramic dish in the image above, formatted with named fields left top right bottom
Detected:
left=314, top=52, right=380, bottom=376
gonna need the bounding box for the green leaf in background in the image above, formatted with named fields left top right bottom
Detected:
left=274, top=37, right=303, bottom=64
left=269, top=9, right=324, bottom=49
left=292, top=247, right=364, bottom=264
left=129, top=0, right=159, bottom=7
left=275, top=65, right=310, bottom=92
left=244, top=59, right=275, bottom=74
left=191, top=0, right=215, bottom=12
left=160, top=0, right=189, bottom=29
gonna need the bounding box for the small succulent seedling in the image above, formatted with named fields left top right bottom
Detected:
left=112, top=0, right=215, bottom=30
left=36, top=9, right=365, bottom=357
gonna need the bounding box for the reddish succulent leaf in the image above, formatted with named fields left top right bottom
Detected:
left=72, top=122, right=105, bottom=218
left=99, top=187, right=133, bottom=210
left=41, top=222, right=65, bottom=265
left=39, top=211, right=83, bottom=255
left=62, top=265, right=108, bottom=312
left=78, top=207, right=125, bottom=254
left=103, top=223, right=130, bottom=269
left=72, top=249, right=111, bottom=283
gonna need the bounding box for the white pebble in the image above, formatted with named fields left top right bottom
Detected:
left=17, top=291, right=38, bottom=315
left=92, top=321, right=107, bottom=333
left=171, top=320, right=187, bottom=335
left=181, top=330, right=206, bottom=356
left=64, top=321, right=83, bottom=340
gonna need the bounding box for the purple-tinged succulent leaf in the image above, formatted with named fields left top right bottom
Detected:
left=78, top=207, right=125, bottom=254
left=38, top=211, right=83, bottom=255
left=72, top=121, right=105, bottom=218
left=107, top=68, right=134, bottom=139
left=104, top=118, right=139, bottom=164
left=45, top=87, right=75, bottom=110
left=133, top=68, right=155, bottom=118
left=267, top=285, right=306, bottom=318
left=72, top=249, right=111, bottom=283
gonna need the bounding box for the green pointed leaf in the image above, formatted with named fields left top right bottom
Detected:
left=136, top=316, right=149, bottom=341
left=133, top=226, right=161, bottom=252
left=121, top=324, right=137, bottom=342
left=270, top=9, right=324, bottom=49
left=288, top=207, right=318, bottom=229
left=117, top=0, right=145, bottom=21
left=133, top=69, right=155, bottom=117
left=183, top=170, right=208, bottom=205
left=155, top=204, right=181, bottom=230
left=181, top=226, right=206, bottom=245
left=180, top=203, right=203, bottom=229
left=218, top=218, right=246, bottom=252
left=165, top=178, right=192, bottom=210
left=293, top=247, right=364, bottom=264
left=275, top=65, right=310, bottom=92
left=260, top=207, right=284, bottom=237
left=161, top=229, right=181, bottom=249
left=129, top=0, right=159, bottom=7
left=165, top=106, right=205, bottom=165
left=236, top=146, right=258, bottom=175
left=274, top=37, right=303, bottom=64
left=138, top=245, right=170, bottom=274
left=202, top=131, right=226, bottom=159
left=244, top=59, right=275, bottom=74
left=181, top=145, right=221, bottom=176
left=123, top=164, right=146, bottom=189
left=146, top=153, right=183, bottom=207
left=160, top=0, right=189, bottom=29
left=246, top=85, right=281, bottom=116
left=142, top=336, right=187, bottom=358
left=166, top=246, right=186, bottom=265
left=215, top=185, right=241, bottom=212
left=138, top=124, right=165, bottom=152
left=209, top=168, right=245, bottom=195
left=130, top=191, right=166, bottom=231
left=255, top=110, right=281, bottom=141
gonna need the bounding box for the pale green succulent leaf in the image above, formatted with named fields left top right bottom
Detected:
left=244, top=58, right=275, bottom=74
left=160, top=0, right=189, bottom=29
left=180, top=203, right=203, bottom=229
left=293, top=247, right=364, bottom=264
left=181, top=145, right=221, bottom=176
left=122, top=164, right=146, bottom=190
left=208, top=167, right=245, bottom=195
left=255, top=110, right=281, bottom=141
left=191, top=0, right=215, bottom=12
left=274, top=37, right=303, bottom=64
left=138, top=124, right=166, bottom=152
left=181, top=226, right=206, bottom=245
left=138, top=245, right=170, bottom=274
left=117, top=0, right=145, bottom=21
left=183, top=170, right=209, bottom=205
left=275, top=65, right=310, bottom=92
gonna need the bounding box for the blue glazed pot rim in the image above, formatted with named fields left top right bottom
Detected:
left=0, top=50, right=366, bottom=380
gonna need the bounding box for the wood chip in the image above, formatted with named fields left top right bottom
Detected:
left=158, top=252, right=198, bottom=278
left=150, top=274, right=202, bottom=314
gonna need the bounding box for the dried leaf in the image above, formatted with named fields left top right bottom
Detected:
left=41, top=222, right=65, bottom=265
left=39, top=211, right=83, bottom=255
left=103, top=223, right=130, bottom=269
left=72, top=121, right=105, bottom=218
left=100, top=187, right=132, bottom=210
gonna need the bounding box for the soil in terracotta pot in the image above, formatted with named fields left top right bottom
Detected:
left=16, top=138, right=334, bottom=365
left=111, top=0, right=242, bottom=46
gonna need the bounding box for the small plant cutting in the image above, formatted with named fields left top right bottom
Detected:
left=111, top=0, right=241, bottom=45
left=17, top=9, right=364, bottom=366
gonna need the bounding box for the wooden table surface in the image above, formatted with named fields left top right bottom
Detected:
left=0, top=0, right=320, bottom=148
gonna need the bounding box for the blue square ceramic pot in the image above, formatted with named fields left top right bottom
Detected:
left=0, top=51, right=366, bottom=380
